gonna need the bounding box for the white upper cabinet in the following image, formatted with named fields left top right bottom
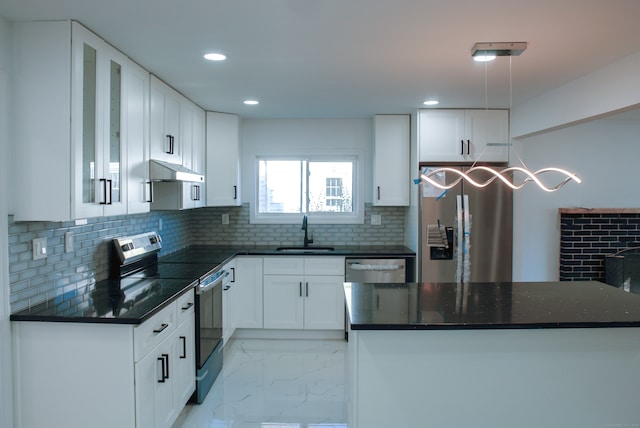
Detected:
left=12, top=20, right=133, bottom=221
left=150, top=75, right=182, bottom=164
left=373, top=114, right=410, bottom=206
left=124, top=59, right=151, bottom=214
left=419, top=109, right=509, bottom=163
left=205, top=112, right=242, bottom=206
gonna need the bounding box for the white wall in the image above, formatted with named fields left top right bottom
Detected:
left=241, top=117, right=372, bottom=205
left=513, top=116, right=640, bottom=281
left=512, top=52, right=640, bottom=138
left=0, top=16, right=14, bottom=428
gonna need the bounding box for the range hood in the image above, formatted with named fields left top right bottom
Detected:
left=149, top=159, right=204, bottom=182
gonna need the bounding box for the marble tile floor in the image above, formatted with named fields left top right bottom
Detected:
left=173, top=338, right=349, bottom=428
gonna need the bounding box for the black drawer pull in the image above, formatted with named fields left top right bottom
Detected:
left=180, top=336, right=187, bottom=359
left=153, top=323, right=169, bottom=334
left=181, top=302, right=194, bottom=311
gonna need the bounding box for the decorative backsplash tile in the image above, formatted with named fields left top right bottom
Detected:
left=8, top=211, right=190, bottom=312
left=189, top=204, right=405, bottom=246
left=7, top=203, right=405, bottom=311
left=559, top=210, right=640, bottom=282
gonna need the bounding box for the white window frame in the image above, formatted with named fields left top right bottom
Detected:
left=251, top=154, right=364, bottom=224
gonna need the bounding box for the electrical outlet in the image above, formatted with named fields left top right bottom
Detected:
left=32, top=237, right=47, bottom=260
left=222, top=214, right=230, bottom=225
left=65, top=232, right=74, bottom=253
left=371, top=214, right=382, bottom=226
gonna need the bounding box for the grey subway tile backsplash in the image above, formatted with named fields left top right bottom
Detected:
left=7, top=203, right=405, bottom=311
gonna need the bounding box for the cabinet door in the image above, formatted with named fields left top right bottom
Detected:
left=465, top=109, right=509, bottom=162
left=134, top=333, right=177, bottom=428
left=72, top=22, right=127, bottom=218
left=373, top=115, right=410, bottom=206
left=174, top=315, right=196, bottom=410
left=124, top=59, right=151, bottom=214
left=418, top=109, right=466, bottom=163
left=234, top=257, right=264, bottom=329
left=263, top=275, right=304, bottom=329
left=222, top=259, right=236, bottom=342
left=206, top=111, right=241, bottom=206
left=303, top=275, right=345, bottom=330
left=150, top=75, right=182, bottom=164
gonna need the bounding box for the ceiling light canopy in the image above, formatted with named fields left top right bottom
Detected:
left=471, top=42, right=527, bottom=60
left=244, top=100, right=259, bottom=105
left=423, top=100, right=439, bottom=106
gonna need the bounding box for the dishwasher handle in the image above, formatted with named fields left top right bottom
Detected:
left=348, top=263, right=403, bottom=271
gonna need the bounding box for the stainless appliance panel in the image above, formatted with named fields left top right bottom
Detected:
left=345, top=258, right=406, bottom=283
left=420, top=166, right=512, bottom=283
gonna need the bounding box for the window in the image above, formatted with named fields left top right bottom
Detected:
left=254, top=157, right=361, bottom=224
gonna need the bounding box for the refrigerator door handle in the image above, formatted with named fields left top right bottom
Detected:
left=456, top=195, right=463, bottom=282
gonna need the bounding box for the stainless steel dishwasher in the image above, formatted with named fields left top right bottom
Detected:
left=345, top=258, right=406, bottom=283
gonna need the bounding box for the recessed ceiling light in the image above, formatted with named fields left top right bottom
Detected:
left=204, top=52, right=227, bottom=61
left=423, top=100, right=439, bottom=106
left=244, top=100, right=259, bottom=105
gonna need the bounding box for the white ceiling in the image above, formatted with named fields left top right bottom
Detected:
left=1, top=0, right=640, bottom=119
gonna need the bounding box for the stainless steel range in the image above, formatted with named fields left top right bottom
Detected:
left=112, top=232, right=232, bottom=404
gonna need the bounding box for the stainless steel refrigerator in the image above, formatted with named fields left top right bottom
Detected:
left=419, top=166, right=512, bottom=283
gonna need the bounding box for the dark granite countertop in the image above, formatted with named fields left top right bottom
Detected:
left=10, top=277, right=196, bottom=324
left=11, top=245, right=415, bottom=324
left=345, top=281, right=640, bottom=330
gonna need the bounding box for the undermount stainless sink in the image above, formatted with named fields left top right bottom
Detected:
left=276, top=246, right=335, bottom=252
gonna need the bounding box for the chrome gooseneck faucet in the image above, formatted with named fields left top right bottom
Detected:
left=302, top=214, right=313, bottom=247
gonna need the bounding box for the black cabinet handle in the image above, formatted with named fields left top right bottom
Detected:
left=107, top=180, right=113, bottom=205
left=306, top=282, right=309, bottom=297
left=157, top=356, right=165, bottom=382
left=299, top=282, right=302, bottom=297
left=460, top=140, right=464, bottom=155
left=166, top=135, right=175, bottom=154
left=377, top=186, right=381, bottom=200
left=466, top=139, right=470, bottom=155
left=163, top=353, right=170, bottom=379
left=233, top=185, right=237, bottom=200
left=99, top=179, right=107, bottom=205
left=231, top=267, right=236, bottom=283
left=180, top=336, right=187, bottom=359
left=181, top=302, right=194, bottom=311
left=146, top=181, right=153, bottom=203
left=153, top=323, right=169, bottom=334
left=223, top=285, right=230, bottom=290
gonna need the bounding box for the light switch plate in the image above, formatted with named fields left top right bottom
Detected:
left=32, top=237, right=47, bottom=260
left=222, top=214, right=230, bottom=225
left=371, top=214, right=382, bottom=226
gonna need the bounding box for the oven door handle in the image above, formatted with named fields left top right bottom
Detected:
left=197, top=272, right=224, bottom=295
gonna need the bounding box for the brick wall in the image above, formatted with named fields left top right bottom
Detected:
left=559, top=209, right=640, bottom=282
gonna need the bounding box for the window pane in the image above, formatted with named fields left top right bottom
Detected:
left=308, top=161, right=352, bottom=213
left=258, top=160, right=304, bottom=213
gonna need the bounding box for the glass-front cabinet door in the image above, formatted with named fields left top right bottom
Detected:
left=72, top=22, right=126, bottom=218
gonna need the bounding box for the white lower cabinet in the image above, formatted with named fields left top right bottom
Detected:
left=222, top=259, right=237, bottom=343
left=12, top=289, right=195, bottom=428
left=233, top=257, right=264, bottom=329
left=263, top=257, right=345, bottom=330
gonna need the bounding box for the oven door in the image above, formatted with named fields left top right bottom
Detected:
left=195, top=278, right=223, bottom=369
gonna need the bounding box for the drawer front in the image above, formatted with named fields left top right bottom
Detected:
left=304, top=256, right=345, bottom=276
left=176, top=287, right=195, bottom=324
left=133, top=301, right=177, bottom=362
left=263, top=257, right=304, bottom=275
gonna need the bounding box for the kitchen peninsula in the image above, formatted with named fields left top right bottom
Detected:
left=345, top=281, right=640, bottom=428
